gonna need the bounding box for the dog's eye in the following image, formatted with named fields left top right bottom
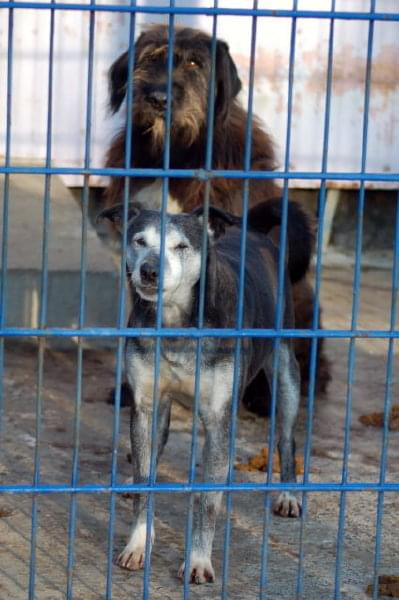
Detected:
left=175, top=242, right=189, bottom=251
left=186, top=59, right=200, bottom=69
left=134, top=237, right=146, bottom=247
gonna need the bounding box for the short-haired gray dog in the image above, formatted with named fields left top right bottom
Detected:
left=99, top=199, right=312, bottom=584
left=105, top=23, right=331, bottom=417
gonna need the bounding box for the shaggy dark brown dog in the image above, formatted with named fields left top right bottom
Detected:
left=104, top=24, right=330, bottom=410
left=105, top=25, right=278, bottom=212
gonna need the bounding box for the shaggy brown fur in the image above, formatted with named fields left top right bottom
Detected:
left=104, top=24, right=330, bottom=409
left=105, top=25, right=278, bottom=212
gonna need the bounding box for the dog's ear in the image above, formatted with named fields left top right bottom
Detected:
left=109, top=30, right=153, bottom=113
left=109, top=51, right=129, bottom=113
left=97, top=203, right=141, bottom=232
left=192, top=205, right=241, bottom=239
left=214, top=40, right=242, bottom=122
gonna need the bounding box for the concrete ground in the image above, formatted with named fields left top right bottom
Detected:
left=1, top=264, right=399, bottom=600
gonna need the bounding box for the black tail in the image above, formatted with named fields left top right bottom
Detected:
left=192, top=198, right=314, bottom=283
left=247, top=199, right=315, bottom=284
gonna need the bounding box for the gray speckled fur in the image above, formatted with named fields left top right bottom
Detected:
left=100, top=205, right=302, bottom=583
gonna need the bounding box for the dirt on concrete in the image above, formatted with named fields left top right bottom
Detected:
left=1, top=266, right=399, bottom=600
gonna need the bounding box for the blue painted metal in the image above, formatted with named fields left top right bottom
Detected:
left=28, top=5, right=55, bottom=596
left=65, top=2, right=96, bottom=597
left=334, top=3, right=376, bottom=598
left=1, top=3, right=398, bottom=599
left=0, top=3, right=398, bottom=21
left=1, top=326, right=398, bottom=339
left=371, top=189, right=399, bottom=600
left=104, top=3, right=138, bottom=597
left=1, top=165, right=398, bottom=182
left=259, top=2, right=298, bottom=595
left=140, top=8, right=177, bottom=598
left=183, top=2, right=219, bottom=596
left=221, top=1, right=259, bottom=595
left=1, top=481, right=399, bottom=495
left=296, top=1, right=336, bottom=595
left=0, top=6, right=13, bottom=436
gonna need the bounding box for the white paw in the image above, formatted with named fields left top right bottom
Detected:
left=178, top=553, right=215, bottom=584
left=117, top=523, right=154, bottom=571
left=117, top=545, right=145, bottom=571
left=273, top=491, right=302, bottom=518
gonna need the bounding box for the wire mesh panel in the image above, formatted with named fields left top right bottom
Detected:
left=0, top=2, right=399, bottom=599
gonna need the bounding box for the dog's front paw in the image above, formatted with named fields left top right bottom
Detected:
left=178, top=554, right=215, bottom=584
left=273, top=491, right=302, bottom=518
left=117, top=523, right=154, bottom=571
left=117, top=545, right=145, bottom=571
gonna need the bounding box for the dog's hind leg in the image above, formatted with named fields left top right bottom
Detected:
left=117, top=393, right=172, bottom=571
left=178, top=367, right=232, bottom=584
left=270, top=342, right=302, bottom=518
left=242, top=369, right=271, bottom=416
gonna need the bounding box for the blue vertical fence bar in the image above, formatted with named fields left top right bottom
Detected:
left=105, top=2, right=137, bottom=596
left=65, top=1, right=96, bottom=596
left=182, top=1, right=219, bottom=596
left=0, top=5, right=13, bottom=436
left=28, top=5, right=55, bottom=597
left=371, top=189, right=399, bottom=600
left=296, top=0, right=336, bottom=595
left=259, top=2, right=298, bottom=596
left=334, top=2, right=376, bottom=598
left=141, top=7, right=176, bottom=598
left=221, top=2, right=259, bottom=597
left=0, top=3, right=399, bottom=599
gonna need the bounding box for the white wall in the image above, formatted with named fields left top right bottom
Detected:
left=0, top=0, right=398, bottom=188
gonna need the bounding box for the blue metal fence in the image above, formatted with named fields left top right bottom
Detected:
left=0, top=1, right=398, bottom=599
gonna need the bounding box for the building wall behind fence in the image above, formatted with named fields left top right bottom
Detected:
left=0, top=0, right=398, bottom=189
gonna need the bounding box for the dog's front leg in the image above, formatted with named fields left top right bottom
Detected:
left=118, top=395, right=171, bottom=571
left=117, top=397, right=152, bottom=571
left=178, top=383, right=230, bottom=584
left=273, top=342, right=302, bottom=518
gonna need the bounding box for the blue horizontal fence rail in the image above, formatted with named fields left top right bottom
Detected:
left=1, top=1, right=399, bottom=599
left=0, top=165, right=398, bottom=182
left=1, top=326, right=399, bottom=339
left=2, top=482, right=399, bottom=495
left=0, top=2, right=398, bottom=21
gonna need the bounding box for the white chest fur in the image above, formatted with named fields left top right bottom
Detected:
left=126, top=349, right=234, bottom=414
left=134, top=179, right=182, bottom=214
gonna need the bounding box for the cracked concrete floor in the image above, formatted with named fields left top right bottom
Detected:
left=0, top=266, right=398, bottom=600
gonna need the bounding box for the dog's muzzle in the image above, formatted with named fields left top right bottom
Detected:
left=146, top=89, right=167, bottom=112
left=140, top=260, right=159, bottom=286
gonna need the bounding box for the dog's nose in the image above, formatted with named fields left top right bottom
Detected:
left=147, top=90, right=168, bottom=110
left=140, top=261, right=159, bottom=284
